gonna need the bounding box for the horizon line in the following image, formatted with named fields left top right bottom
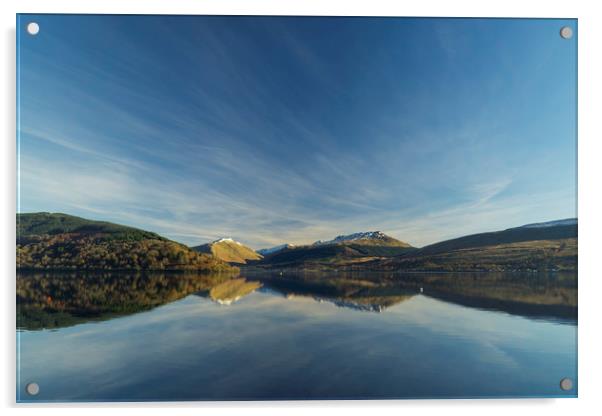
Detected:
left=16, top=211, right=578, bottom=251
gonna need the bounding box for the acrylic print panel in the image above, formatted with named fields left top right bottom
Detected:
left=16, top=14, right=577, bottom=402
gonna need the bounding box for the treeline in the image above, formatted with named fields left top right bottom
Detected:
left=17, top=234, right=237, bottom=272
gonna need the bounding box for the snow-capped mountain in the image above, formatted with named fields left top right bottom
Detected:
left=257, top=244, right=295, bottom=256
left=213, top=237, right=242, bottom=245
left=519, top=218, right=577, bottom=229
left=192, top=238, right=262, bottom=264
left=313, top=231, right=404, bottom=246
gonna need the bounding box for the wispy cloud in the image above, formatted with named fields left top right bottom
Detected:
left=18, top=16, right=576, bottom=249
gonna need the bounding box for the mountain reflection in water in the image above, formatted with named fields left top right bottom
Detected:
left=17, top=270, right=577, bottom=331
left=206, top=278, right=263, bottom=305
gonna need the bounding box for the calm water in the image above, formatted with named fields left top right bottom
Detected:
left=16, top=271, right=577, bottom=401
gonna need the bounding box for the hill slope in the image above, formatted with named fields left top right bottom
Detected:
left=18, top=212, right=165, bottom=242
left=17, top=213, right=237, bottom=272
left=414, top=220, right=577, bottom=257
left=354, top=220, right=577, bottom=272
left=193, top=238, right=262, bottom=264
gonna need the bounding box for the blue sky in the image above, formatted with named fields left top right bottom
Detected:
left=17, top=15, right=577, bottom=248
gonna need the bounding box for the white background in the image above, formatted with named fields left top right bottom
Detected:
left=1, top=1, right=601, bottom=415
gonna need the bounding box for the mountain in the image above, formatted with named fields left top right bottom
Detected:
left=313, top=231, right=410, bottom=247
left=252, top=231, right=414, bottom=269
left=16, top=213, right=237, bottom=272
left=355, top=220, right=577, bottom=272
left=257, top=244, right=296, bottom=256
left=193, top=238, right=262, bottom=264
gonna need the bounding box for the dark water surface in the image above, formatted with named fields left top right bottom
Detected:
left=17, top=271, right=577, bottom=401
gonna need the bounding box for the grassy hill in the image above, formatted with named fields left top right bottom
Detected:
left=358, top=238, right=577, bottom=272
left=18, top=212, right=164, bottom=242
left=16, top=213, right=237, bottom=272
left=415, top=222, right=577, bottom=256
left=193, top=239, right=262, bottom=264
left=351, top=222, right=577, bottom=272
